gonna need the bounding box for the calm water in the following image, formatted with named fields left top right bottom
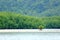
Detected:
left=0, top=32, right=60, bottom=40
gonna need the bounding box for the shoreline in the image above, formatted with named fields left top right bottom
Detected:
left=0, top=29, right=60, bottom=33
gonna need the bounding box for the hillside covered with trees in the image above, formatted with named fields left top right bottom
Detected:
left=0, top=0, right=60, bottom=29
left=0, top=0, right=60, bottom=17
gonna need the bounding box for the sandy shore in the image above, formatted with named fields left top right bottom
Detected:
left=0, top=29, right=60, bottom=33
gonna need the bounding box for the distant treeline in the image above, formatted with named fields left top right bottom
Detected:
left=0, top=12, right=60, bottom=29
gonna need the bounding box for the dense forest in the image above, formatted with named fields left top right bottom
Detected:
left=0, top=0, right=60, bottom=29
left=0, top=12, right=60, bottom=29
left=0, top=0, right=60, bottom=17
